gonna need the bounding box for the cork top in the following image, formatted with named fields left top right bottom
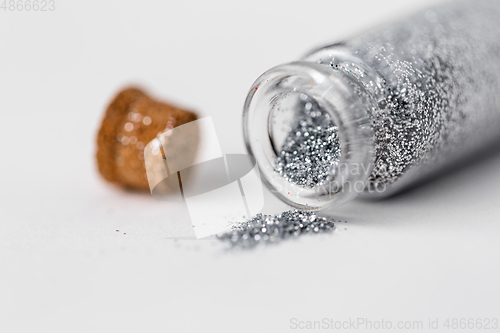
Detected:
left=96, top=87, right=197, bottom=190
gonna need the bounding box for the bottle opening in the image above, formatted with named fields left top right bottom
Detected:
left=243, top=62, right=376, bottom=210
left=270, top=92, right=341, bottom=189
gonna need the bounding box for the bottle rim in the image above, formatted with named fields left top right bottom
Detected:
left=242, top=61, right=377, bottom=210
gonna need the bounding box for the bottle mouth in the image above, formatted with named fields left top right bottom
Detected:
left=243, top=61, right=376, bottom=210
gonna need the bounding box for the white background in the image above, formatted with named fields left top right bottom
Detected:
left=1, top=0, right=500, bottom=332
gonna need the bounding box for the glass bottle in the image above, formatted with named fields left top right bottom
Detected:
left=242, top=0, right=500, bottom=210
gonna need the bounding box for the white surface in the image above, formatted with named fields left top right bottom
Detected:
left=185, top=181, right=246, bottom=239
left=2, top=0, right=500, bottom=332
left=240, top=163, right=265, bottom=216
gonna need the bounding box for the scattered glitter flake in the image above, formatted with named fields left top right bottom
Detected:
left=274, top=97, right=341, bottom=188
left=217, top=209, right=335, bottom=249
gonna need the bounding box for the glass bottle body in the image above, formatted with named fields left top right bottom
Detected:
left=243, top=0, right=500, bottom=210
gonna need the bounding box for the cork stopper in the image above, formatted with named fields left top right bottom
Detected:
left=96, top=87, right=197, bottom=190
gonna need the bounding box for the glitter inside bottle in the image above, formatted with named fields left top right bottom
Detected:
left=243, top=0, right=500, bottom=210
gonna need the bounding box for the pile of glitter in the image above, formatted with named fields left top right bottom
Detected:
left=217, top=209, right=335, bottom=249
left=274, top=98, right=341, bottom=188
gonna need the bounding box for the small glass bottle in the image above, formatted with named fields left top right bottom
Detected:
left=243, top=0, right=500, bottom=210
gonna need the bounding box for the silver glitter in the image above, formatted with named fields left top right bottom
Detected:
left=217, top=210, right=335, bottom=249
left=274, top=97, right=341, bottom=188
left=315, top=0, right=500, bottom=193
left=289, top=0, right=500, bottom=195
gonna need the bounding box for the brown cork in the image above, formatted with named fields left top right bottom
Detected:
left=96, top=87, right=197, bottom=190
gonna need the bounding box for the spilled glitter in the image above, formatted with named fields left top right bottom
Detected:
left=217, top=210, right=335, bottom=249
left=274, top=97, right=341, bottom=188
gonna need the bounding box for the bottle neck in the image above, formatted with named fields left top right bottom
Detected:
left=303, top=45, right=388, bottom=103
left=243, top=58, right=378, bottom=210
